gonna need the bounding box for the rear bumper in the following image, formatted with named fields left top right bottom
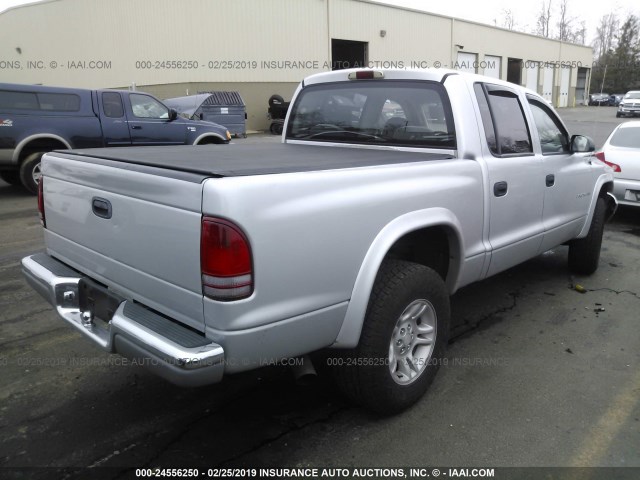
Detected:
left=22, top=253, right=225, bottom=387
left=613, top=179, right=640, bottom=207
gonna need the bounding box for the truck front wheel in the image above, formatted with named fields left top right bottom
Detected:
left=334, top=259, right=450, bottom=414
left=568, top=196, right=607, bottom=275
left=19, top=152, right=46, bottom=195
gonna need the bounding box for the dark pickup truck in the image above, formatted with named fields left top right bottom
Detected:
left=0, top=83, right=231, bottom=193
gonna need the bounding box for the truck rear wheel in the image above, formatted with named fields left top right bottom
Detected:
left=19, top=151, right=46, bottom=195
left=568, top=196, right=606, bottom=275
left=334, top=259, right=449, bottom=414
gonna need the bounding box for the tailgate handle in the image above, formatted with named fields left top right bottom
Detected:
left=92, top=197, right=112, bottom=219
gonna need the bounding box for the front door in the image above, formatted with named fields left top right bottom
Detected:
left=526, top=96, right=595, bottom=251
left=125, top=93, right=186, bottom=145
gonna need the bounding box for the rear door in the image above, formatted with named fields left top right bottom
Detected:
left=474, top=83, right=545, bottom=277
left=98, top=91, right=131, bottom=146
left=124, top=92, right=186, bottom=145
left=525, top=95, right=594, bottom=251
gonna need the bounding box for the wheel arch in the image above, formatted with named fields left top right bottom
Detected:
left=332, top=208, right=464, bottom=348
left=13, top=134, right=71, bottom=164
left=576, top=177, right=616, bottom=238
left=193, top=133, right=226, bottom=145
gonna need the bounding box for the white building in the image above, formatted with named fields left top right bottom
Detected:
left=0, top=0, right=593, bottom=130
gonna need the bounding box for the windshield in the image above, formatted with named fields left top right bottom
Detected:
left=624, top=92, right=640, bottom=99
left=610, top=126, right=640, bottom=148
left=286, top=80, right=456, bottom=149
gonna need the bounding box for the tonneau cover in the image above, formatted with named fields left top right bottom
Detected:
left=55, top=143, right=453, bottom=177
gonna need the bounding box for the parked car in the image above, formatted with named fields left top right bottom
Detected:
left=589, top=92, right=610, bottom=106
left=22, top=68, right=617, bottom=414
left=616, top=90, right=640, bottom=118
left=596, top=121, right=640, bottom=207
left=609, top=93, right=624, bottom=106
left=0, top=83, right=231, bottom=193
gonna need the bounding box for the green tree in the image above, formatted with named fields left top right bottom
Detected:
left=608, top=15, right=640, bottom=92
left=591, top=15, right=640, bottom=93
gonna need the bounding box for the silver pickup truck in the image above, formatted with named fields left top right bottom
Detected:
left=22, top=68, right=617, bottom=413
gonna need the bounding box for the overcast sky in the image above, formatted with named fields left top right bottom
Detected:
left=1, top=0, right=639, bottom=45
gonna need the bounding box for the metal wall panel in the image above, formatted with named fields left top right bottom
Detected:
left=0, top=0, right=594, bottom=111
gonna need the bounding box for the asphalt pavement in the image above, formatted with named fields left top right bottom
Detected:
left=0, top=107, right=638, bottom=479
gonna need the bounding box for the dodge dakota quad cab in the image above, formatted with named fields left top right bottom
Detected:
left=0, top=82, right=231, bottom=194
left=22, top=68, right=617, bottom=414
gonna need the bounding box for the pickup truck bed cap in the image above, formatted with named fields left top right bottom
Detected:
left=55, top=144, right=453, bottom=178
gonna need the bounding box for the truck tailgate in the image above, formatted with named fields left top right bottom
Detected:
left=41, top=151, right=206, bottom=331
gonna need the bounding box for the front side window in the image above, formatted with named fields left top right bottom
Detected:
left=527, top=98, right=569, bottom=154
left=130, top=93, right=169, bottom=119
left=287, top=80, right=455, bottom=149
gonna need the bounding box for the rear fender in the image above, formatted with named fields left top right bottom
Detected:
left=12, top=134, right=72, bottom=163
left=332, top=208, right=464, bottom=348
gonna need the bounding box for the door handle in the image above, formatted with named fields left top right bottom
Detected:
left=546, top=174, right=555, bottom=187
left=493, top=181, right=508, bottom=197
left=92, top=197, right=112, bottom=219
left=131, top=125, right=142, bottom=130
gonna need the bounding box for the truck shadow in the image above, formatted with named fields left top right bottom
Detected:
left=0, top=182, right=32, bottom=197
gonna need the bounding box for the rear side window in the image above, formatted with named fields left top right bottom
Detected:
left=0, top=90, right=39, bottom=110
left=37, top=93, right=80, bottom=111
left=102, top=92, right=124, bottom=118
left=610, top=126, right=640, bottom=148
left=474, top=83, right=532, bottom=156
left=286, top=80, right=456, bottom=149
left=0, top=90, right=80, bottom=111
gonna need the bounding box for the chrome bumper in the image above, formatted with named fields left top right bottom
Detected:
left=22, top=253, right=225, bottom=387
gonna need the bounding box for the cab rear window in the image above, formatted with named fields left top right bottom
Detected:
left=286, top=80, right=456, bottom=149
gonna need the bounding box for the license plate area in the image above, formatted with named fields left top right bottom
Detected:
left=79, top=278, right=125, bottom=325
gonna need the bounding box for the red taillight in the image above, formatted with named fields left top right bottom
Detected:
left=595, top=151, right=621, bottom=172
left=200, top=217, right=252, bottom=301
left=38, top=178, right=46, bottom=228
left=348, top=70, right=384, bottom=80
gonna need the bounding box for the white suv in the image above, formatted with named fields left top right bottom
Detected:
left=616, top=91, right=640, bottom=117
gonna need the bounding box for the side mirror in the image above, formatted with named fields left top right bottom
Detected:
left=168, top=108, right=178, bottom=121
left=570, top=135, right=595, bottom=153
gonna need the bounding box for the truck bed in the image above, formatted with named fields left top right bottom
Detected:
left=55, top=143, right=454, bottom=178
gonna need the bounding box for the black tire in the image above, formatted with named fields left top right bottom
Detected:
left=334, top=260, right=450, bottom=414
left=0, top=171, right=21, bottom=186
left=568, top=196, right=607, bottom=275
left=19, top=151, right=46, bottom=195
left=268, top=94, right=285, bottom=107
